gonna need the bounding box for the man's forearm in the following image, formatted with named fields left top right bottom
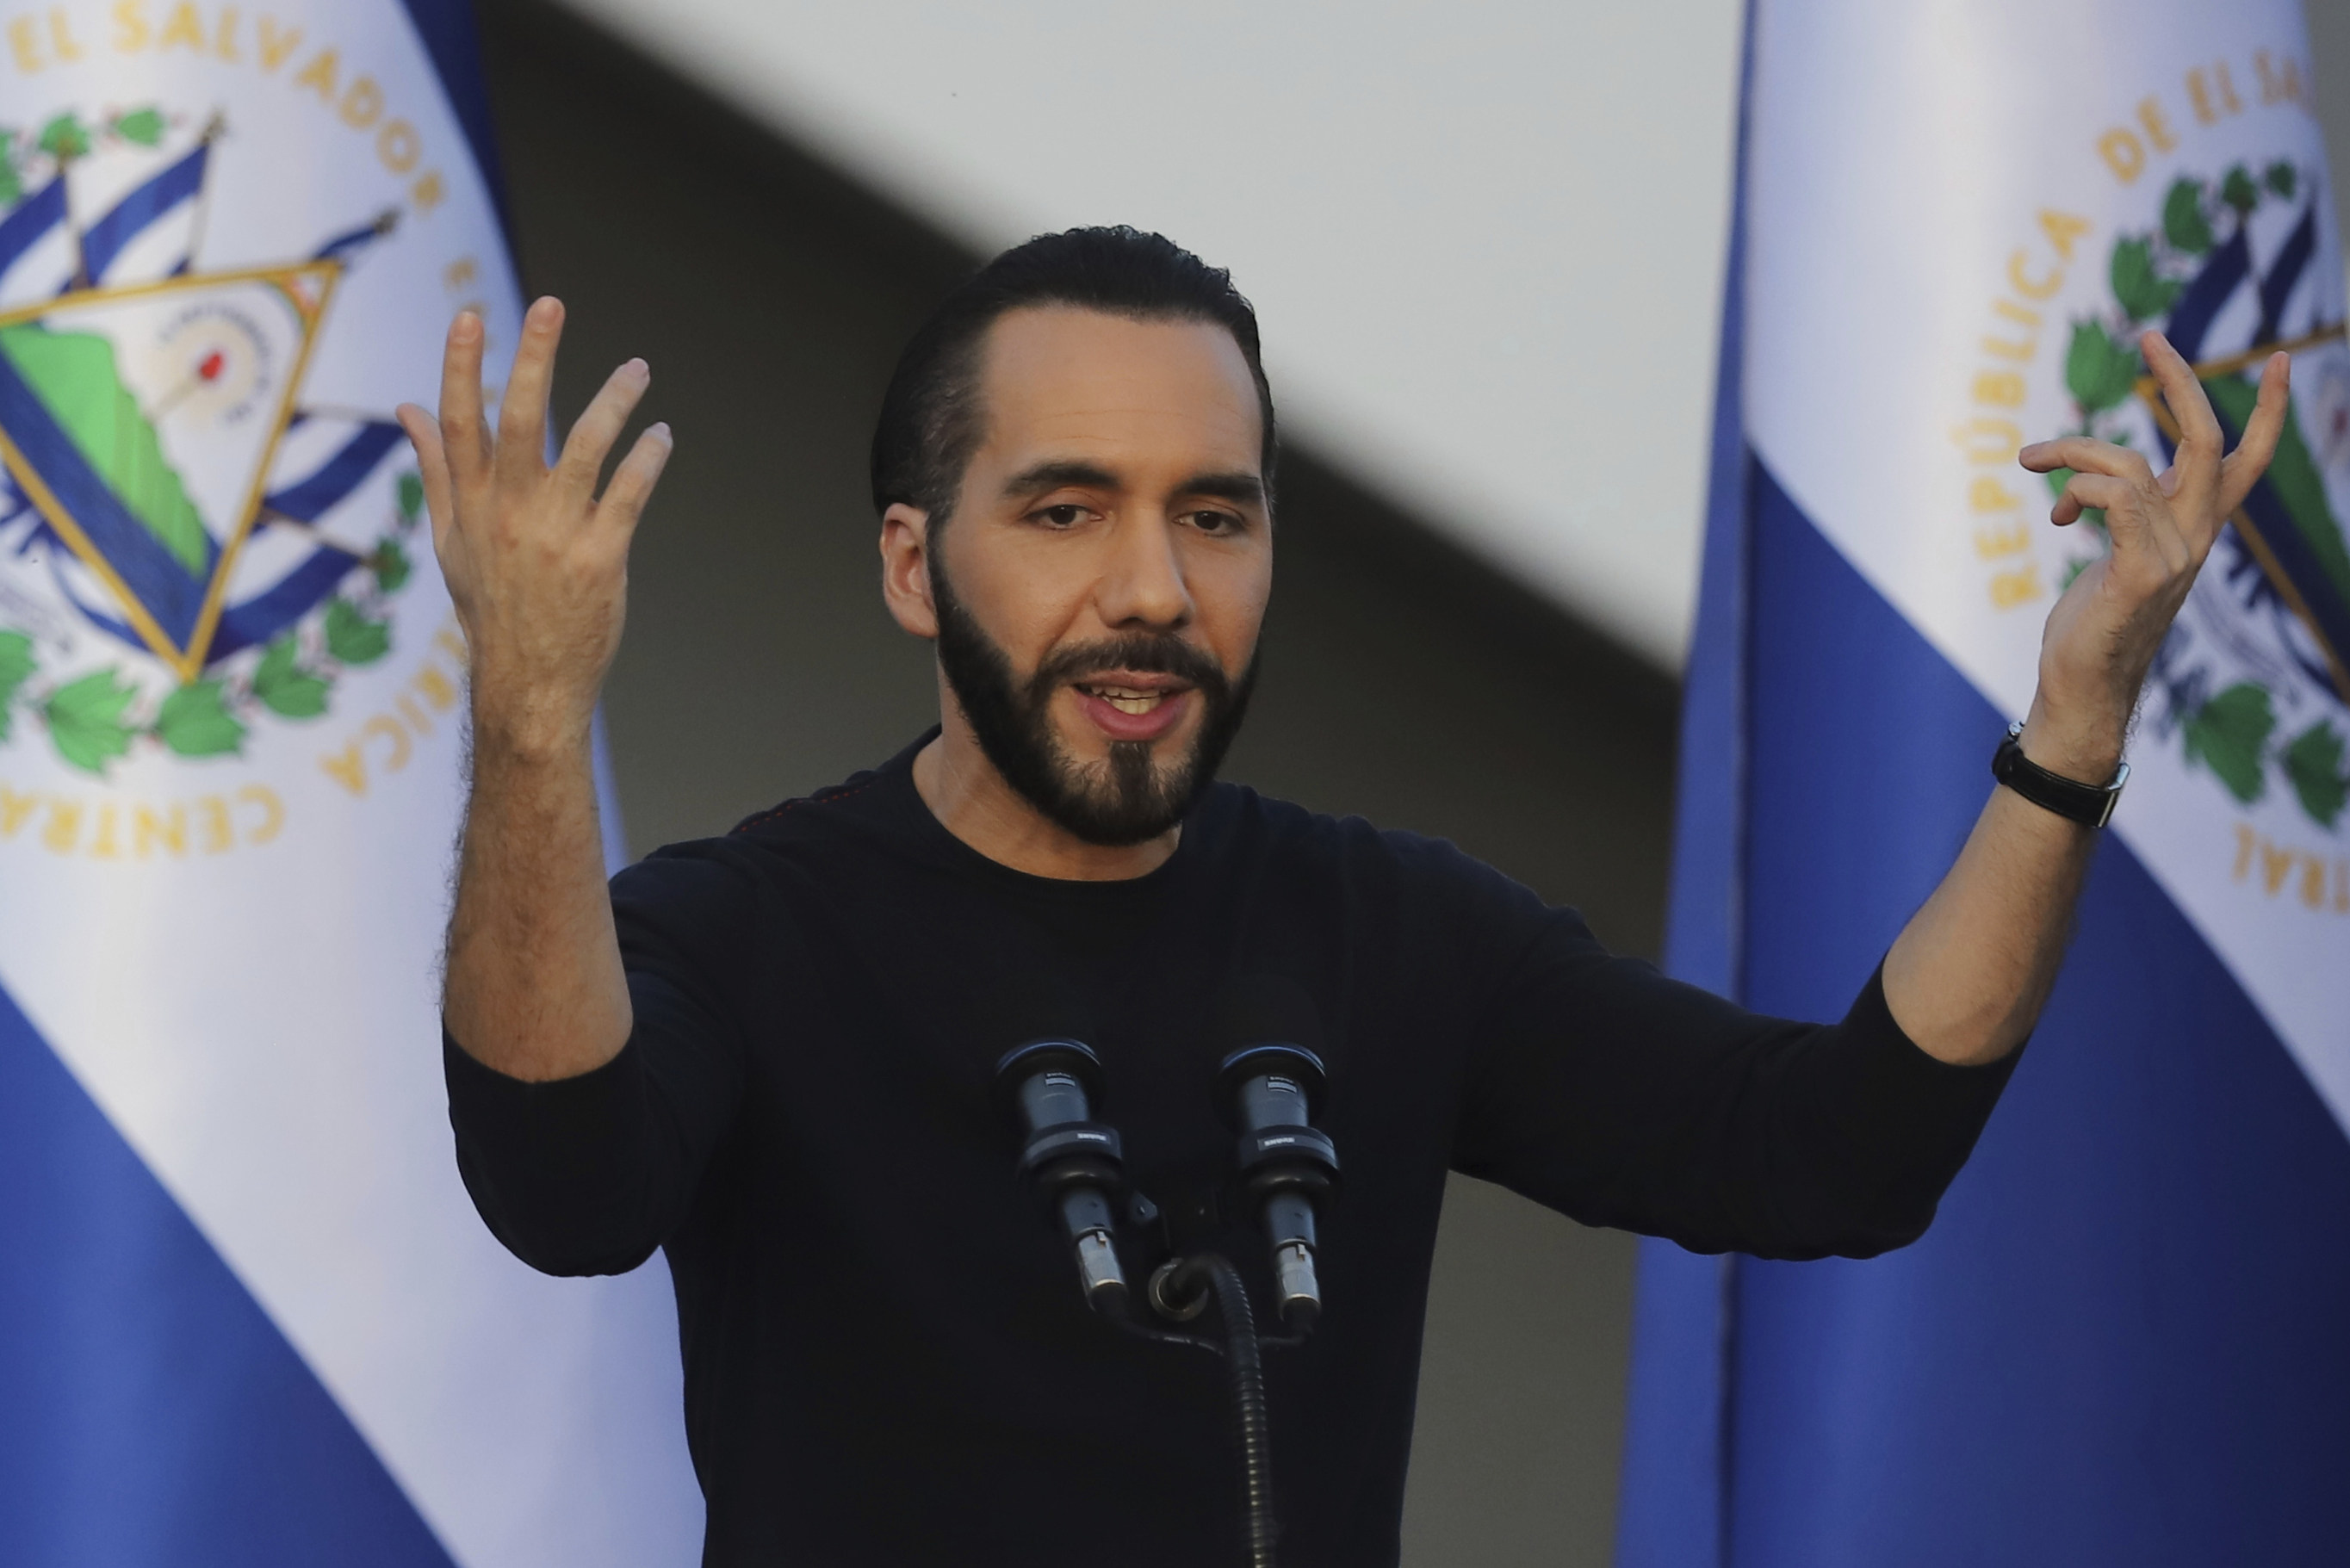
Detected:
left=1881, top=702, right=2109, bottom=1067
left=401, top=297, right=668, bottom=1085
left=443, top=709, right=631, bottom=1082
left=1883, top=335, right=2294, bottom=1068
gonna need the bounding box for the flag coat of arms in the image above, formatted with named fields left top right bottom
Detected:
left=1617, top=3, right=2350, bottom=1565
left=0, top=2, right=698, bottom=1563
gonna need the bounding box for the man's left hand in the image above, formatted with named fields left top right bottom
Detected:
left=2014, top=332, right=2291, bottom=782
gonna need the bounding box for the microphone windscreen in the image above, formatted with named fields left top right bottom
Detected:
left=975, top=948, right=1101, bottom=1125
left=1210, top=971, right=1324, bottom=1056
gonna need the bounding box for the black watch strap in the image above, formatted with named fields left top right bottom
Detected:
left=1991, top=721, right=2128, bottom=827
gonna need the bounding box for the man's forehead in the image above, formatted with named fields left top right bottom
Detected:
left=974, top=306, right=1262, bottom=466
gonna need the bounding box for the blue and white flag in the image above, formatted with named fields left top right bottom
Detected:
left=1620, top=3, right=2350, bottom=1564
left=0, top=3, right=698, bottom=1563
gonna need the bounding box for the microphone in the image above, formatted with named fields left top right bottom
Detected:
left=1211, top=975, right=1339, bottom=1330
left=994, top=1027, right=1131, bottom=1316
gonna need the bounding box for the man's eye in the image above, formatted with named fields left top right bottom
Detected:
left=1187, top=510, right=1242, bottom=534
left=1034, top=505, right=1087, bottom=528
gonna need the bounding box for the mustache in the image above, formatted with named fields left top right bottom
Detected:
left=1027, top=633, right=1235, bottom=703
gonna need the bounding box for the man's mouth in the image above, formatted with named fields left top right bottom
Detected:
left=1068, top=674, right=1196, bottom=741
left=1076, top=682, right=1175, bottom=716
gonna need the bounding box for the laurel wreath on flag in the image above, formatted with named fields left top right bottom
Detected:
left=2055, top=159, right=2350, bottom=831
left=0, top=472, right=424, bottom=772
left=0, top=106, right=168, bottom=205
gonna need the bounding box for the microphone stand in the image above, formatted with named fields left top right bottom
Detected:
left=995, top=1042, right=1319, bottom=1568
left=1150, top=1255, right=1278, bottom=1568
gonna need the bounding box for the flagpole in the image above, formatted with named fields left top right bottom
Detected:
left=59, top=149, right=87, bottom=291
left=179, top=114, right=226, bottom=275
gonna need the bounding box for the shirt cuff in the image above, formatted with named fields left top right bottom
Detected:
left=1828, top=963, right=2022, bottom=1168
left=443, top=1027, right=646, bottom=1187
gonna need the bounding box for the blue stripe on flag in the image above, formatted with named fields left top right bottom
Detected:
left=1733, top=466, right=2350, bottom=1565
left=208, top=542, right=363, bottom=664
left=0, top=977, right=457, bottom=1568
left=2255, top=202, right=2317, bottom=346
left=43, top=545, right=154, bottom=649
left=0, top=351, right=217, bottom=648
left=1618, top=459, right=2350, bottom=1566
left=264, top=423, right=405, bottom=523
left=2167, top=228, right=2253, bottom=363
left=2144, top=394, right=2350, bottom=685
left=0, top=178, right=65, bottom=276
left=78, top=141, right=208, bottom=285
left=2232, top=484, right=2350, bottom=674
left=313, top=218, right=392, bottom=266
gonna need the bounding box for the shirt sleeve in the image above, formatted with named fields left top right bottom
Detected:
left=1448, top=878, right=2018, bottom=1261
left=443, top=848, right=754, bottom=1277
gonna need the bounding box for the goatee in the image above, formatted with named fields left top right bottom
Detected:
left=930, top=559, right=1256, bottom=847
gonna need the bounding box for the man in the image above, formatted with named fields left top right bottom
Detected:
left=395, top=227, right=2286, bottom=1565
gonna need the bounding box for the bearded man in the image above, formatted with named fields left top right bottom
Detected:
left=397, top=226, right=2286, bottom=1567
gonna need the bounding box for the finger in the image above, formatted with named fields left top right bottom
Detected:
left=2018, top=436, right=2155, bottom=483
left=593, top=423, right=674, bottom=537
left=554, top=358, right=651, bottom=508
left=394, top=403, right=458, bottom=554
left=2143, top=332, right=2225, bottom=487
left=2050, top=471, right=2130, bottom=527
left=2217, top=350, right=2293, bottom=517
left=493, top=296, right=565, bottom=492
left=437, top=310, right=491, bottom=487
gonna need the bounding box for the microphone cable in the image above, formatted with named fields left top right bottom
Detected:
left=1154, top=1254, right=1277, bottom=1568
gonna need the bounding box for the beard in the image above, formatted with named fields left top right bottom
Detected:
left=930, top=556, right=1257, bottom=848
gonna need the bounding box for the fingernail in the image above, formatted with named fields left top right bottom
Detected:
left=624, top=357, right=648, bottom=380
left=649, top=421, right=673, bottom=441
left=452, top=309, right=481, bottom=339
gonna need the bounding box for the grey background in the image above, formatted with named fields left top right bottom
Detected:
left=474, top=3, right=2350, bottom=1562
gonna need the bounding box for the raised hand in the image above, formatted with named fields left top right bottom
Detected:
left=394, top=297, right=672, bottom=753
left=2015, top=331, right=2289, bottom=780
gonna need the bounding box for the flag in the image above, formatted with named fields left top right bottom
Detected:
left=1618, top=3, right=2350, bottom=1564
left=0, top=3, right=698, bottom=1563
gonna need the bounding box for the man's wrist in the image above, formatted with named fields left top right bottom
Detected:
left=469, top=684, right=598, bottom=766
left=2016, top=696, right=2126, bottom=785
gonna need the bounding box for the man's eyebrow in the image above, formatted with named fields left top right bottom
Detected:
left=1179, top=471, right=1267, bottom=507
left=1001, top=460, right=1119, bottom=499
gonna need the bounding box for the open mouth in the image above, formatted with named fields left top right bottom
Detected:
left=1068, top=676, right=1195, bottom=742
left=1075, top=682, right=1175, bottom=716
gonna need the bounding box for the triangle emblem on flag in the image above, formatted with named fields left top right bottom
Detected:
left=0, top=261, right=338, bottom=681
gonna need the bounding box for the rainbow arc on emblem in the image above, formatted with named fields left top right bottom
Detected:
left=0, top=115, right=406, bottom=681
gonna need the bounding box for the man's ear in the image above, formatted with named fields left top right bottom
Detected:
left=879, top=501, right=939, bottom=639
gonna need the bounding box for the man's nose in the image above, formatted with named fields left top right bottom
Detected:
left=1094, top=511, right=1194, bottom=630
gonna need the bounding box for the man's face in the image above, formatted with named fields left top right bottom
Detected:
left=913, top=307, right=1273, bottom=845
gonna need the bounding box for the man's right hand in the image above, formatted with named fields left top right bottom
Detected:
left=395, top=296, right=672, bottom=754
left=397, top=298, right=670, bottom=1082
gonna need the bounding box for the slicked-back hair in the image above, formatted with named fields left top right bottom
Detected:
left=868, top=226, right=1277, bottom=528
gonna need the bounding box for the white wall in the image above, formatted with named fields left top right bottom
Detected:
left=547, top=0, right=1745, bottom=669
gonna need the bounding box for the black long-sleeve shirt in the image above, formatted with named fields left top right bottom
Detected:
left=444, top=734, right=2017, bottom=1566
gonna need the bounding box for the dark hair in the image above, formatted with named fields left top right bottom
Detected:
left=869, top=226, right=1277, bottom=524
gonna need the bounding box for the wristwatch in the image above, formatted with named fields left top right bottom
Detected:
left=1992, top=721, right=2128, bottom=828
